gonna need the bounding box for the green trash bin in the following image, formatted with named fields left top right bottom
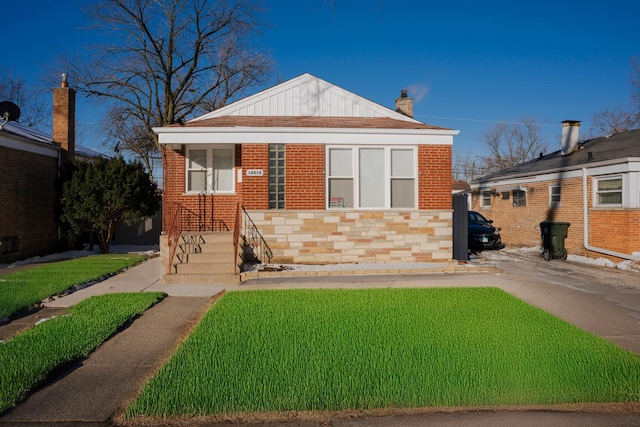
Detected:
left=539, top=221, right=570, bottom=261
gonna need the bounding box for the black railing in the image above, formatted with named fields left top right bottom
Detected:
left=174, top=202, right=229, bottom=233
left=168, top=200, right=271, bottom=276
left=167, top=201, right=229, bottom=275
left=236, top=203, right=273, bottom=265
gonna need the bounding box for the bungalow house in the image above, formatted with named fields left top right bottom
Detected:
left=0, top=76, right=76, bottom=263
left=155, top=73, right=460, bottom=283
left=470, top=121, right=640, bottom=263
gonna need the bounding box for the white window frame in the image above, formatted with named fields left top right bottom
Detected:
left=480, top=190, right=492, bottom=207
left=549, top=185, right=561, bottom=207
left=594, top=175, right=622, bottom=207
left=185, top=145, right=235, bottom=194
left=326, top=145, right=417, bottom=209
left=512, top=189, right=526, bottom=207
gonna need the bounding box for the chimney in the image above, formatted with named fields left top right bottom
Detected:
left=560, top=120, right=580, bottom=156
left=53, top=73, right=76, bottom=161
left=395, top=89, right=413, bottom=118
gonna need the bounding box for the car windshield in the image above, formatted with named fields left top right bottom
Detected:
left=468, top=211, right=489, bottom=224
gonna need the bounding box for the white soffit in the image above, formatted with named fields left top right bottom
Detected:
left=156, top=127, right=456, bottom=146
left=192, top=73, right=421, bottom=123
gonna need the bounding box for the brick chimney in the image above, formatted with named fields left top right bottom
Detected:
left=395, top=89, right=413, bottom=118
left=53, top=73, right=76, bottom=161
left=560, top=120, right=580, bottom=156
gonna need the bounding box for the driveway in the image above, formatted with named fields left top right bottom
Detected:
left=480, top=247, right=640, bottom=355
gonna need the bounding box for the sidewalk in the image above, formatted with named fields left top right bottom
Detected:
left=1, top=295, right=213, bottom=425
left=44, top=255, right=498, bottom=307
left=42, top=256, right=226, bottom=308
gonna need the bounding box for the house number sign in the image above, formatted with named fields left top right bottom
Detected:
left=246, top=169, right=264, bottom=176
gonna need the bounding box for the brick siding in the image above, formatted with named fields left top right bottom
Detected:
left=418, top=145, right=453, bottom=210
left=472, top=176, right=640, bottom=262
left=0, top=146, right=59, bottom=263
left=285, top=144, right=325, bottom=209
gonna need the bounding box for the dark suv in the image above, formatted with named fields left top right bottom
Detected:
left=468, top=211, right=504, bottom=251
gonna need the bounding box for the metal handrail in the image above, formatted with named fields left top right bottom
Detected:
left=233, top=202, right=242, bottom=272
left=239, top=204, right=273, bottom=265
left=166, top=201, right=229, bottom=275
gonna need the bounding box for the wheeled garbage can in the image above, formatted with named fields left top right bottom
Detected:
left=539, top=221, right=570, bottom=261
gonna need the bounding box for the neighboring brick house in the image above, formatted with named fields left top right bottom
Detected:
left=0, top=77, right=76, bottom=263
left=470, top=121, right=640, bottom=263
left=155, top=73, right=459, bottom=269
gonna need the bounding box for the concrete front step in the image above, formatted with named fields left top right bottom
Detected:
left=176, top=252, right=237, bottom=264
left=169, top=231, right=239, bottom=285
left=181, top=231, right=234, bottom=247
left=163, top=272, right=240, bottom=285
left=175, top=262, right=236, bottom=275
left=196, top=243, right=236, bottom=254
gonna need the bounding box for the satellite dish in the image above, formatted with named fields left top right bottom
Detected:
left=0, top=101, right=21, bottom=122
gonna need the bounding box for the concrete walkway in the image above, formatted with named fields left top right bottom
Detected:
left=1, top=253, right=639, bottom=426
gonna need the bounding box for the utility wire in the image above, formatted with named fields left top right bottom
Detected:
left=415, top=114, right=599, bottom=129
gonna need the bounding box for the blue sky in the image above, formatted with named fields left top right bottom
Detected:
left=3, top=0, right=639, bottom=159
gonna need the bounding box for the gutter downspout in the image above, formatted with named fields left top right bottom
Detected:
left=582, top=168, right=640, bottom=261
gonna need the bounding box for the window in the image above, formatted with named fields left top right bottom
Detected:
left=268, top=144, right=285, bottom=209
left=327, top=146, right=416, bottom=209
left=595, top=176, right=622, bottom=205
left=328, top=148, right=354, bottom=208
left=185, top=146, right=234, bottom=193
left=390, top=148, right=416, bottom=208
left=187, top=149, right=207, bottom=192
left=512, top=190, right=526, bottom=207
left=550, top=185, right=561, bottom=207
left=481, top=190, right=492, bottom=207
left=1, top=236, right=19, bottom=255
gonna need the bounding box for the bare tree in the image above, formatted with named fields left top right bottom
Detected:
left=58, top=0, right=272, bottom=180
left=452, top=153, right=493, bottom=182
left=589, top=104, right=640, bottom=136
left=479, top=118, right=548, bottom=174
left=0, top=67, right=50, bottom=128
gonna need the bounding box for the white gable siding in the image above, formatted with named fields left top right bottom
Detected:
left=193, top=73, right=418, bottom=122
left=227, top=81, right=383, bottom=118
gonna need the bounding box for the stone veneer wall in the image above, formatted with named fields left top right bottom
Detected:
left=248, top=210, right=453, bottom=264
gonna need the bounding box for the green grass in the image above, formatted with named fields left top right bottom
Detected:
left=0, top=292, right=164, bottom=414
left=0, top=254, right=147, bottom=319
left=127, top=288, right=640, bottom=417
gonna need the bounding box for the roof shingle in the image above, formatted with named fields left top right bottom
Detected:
left=474, top=128, right=640, bottom=183
left=180, top=116, right=449, bottom=130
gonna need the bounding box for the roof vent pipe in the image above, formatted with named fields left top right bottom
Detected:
left=561, top=120, right=581, bottom=155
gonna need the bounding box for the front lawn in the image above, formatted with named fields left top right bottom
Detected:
left=127, top=288, right=640, bottom=418
left=0, top=292, right=165, bottom=414
left=0, top=254, right=147, bottom=319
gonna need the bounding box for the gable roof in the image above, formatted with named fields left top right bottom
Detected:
left=155, top=73, right=459, bottom=145
left=193, top=73, right=422, bottom=124
left=473, top=128, right=640, bottom=184
left=177, top=116, right=445, bottom=130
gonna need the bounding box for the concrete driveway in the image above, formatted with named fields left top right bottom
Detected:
left=483, top=248, right=640, bottom=355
